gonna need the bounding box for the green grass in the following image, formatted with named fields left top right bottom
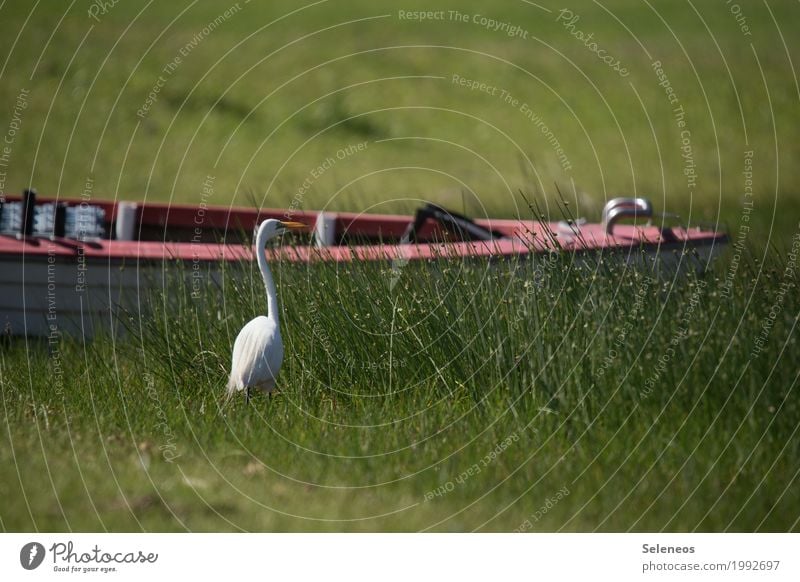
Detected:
left=1, top=245, right=798, bottom=531
left=1, top=0, right=799, bottom=532
left=0, top=0, right=799, bottom=236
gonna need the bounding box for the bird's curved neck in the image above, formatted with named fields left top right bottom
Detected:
left=256, top=224, right=279, bottom=325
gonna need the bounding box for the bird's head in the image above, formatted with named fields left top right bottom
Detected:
left=257, top=218, right=306, bottom=244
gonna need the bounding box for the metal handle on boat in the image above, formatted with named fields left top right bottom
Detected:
left=602, top=197, right=653, bottom=234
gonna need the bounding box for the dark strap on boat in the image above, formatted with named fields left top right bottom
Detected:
left=21, top=188, right=36, bottom=236
left=54, top=202, right=67, bottom=238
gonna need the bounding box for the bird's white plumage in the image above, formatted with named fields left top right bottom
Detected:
left=226, top=219, right=303, bottom=401
left=227, top=315, right=283, bottom=395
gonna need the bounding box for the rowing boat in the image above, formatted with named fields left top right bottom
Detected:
left=0, top=190, right=726, bottom=337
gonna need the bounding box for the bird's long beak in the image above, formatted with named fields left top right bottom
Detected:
left=279, top=221, right=306, bottom=230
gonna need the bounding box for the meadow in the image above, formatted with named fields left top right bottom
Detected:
left=0, top=0, right=798, bottom=235
left=2, top=249, right=799, bottom=531
left=0, top=0, right=799, bottom=531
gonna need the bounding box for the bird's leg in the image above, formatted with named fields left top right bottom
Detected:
left=245, top=387, right=251, bottom=405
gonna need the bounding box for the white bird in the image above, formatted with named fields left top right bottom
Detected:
left=226, top=219, right=305, bottom=403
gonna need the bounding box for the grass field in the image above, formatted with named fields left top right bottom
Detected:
left=1, top=0, right=799, bottom=235
left=2, top=251, right=799, bottom=531
left=1, top=1, right=799, bottom=532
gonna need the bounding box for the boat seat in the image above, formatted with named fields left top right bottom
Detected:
left=401, top=203, right=506, bottom=243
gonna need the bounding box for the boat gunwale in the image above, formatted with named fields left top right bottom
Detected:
left=0, top=195, right=727, bottom=264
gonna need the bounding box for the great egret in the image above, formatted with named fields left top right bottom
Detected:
left=226, top=219, right=305, bottom=403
